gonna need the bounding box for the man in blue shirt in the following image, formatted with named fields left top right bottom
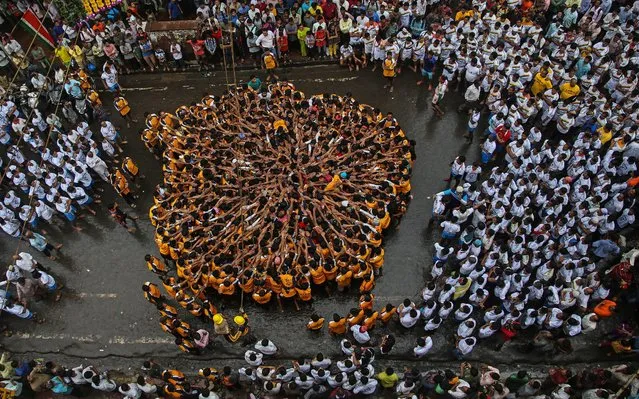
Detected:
left=418, top=51, right=436, bottom=90
left=64, top=79, right=83, bottom=99
left=168, top=0, right=183, bottom=20
left=238, top=2, right=250, bottom=15
left=592, top=238, right=620, bottom=259
left=301, top=0, right=312, bottom=13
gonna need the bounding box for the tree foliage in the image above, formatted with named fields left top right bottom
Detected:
left=53, top=0, right=86, bottom=23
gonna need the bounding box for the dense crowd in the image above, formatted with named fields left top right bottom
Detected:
left=144, top=82, right=413, bottom=300
left=0, top=5, right=146, bottom=320
left=119, top=0, right=639, bottom=359
left=1, top=0, right=639, bottom=394
left=397, top=0, right=639, bottom=360
left=1, top=347, right=637, bottom=398
left=139, top=82, right=414, bottom=351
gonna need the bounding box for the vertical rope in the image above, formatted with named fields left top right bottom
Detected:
left=213, top=19, right=230, bottom=89
left=236, top=134, right=245, bottom=313
left=228, top=20, right=238, bottom=88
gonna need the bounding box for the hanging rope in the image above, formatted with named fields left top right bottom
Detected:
left=215, top=20, right=230, bottom=90
left=228, top=20, right=238, bottom=89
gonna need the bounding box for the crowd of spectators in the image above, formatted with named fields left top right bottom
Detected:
left=0, top=2, right=145, bottom=322
left=0, top=348, right=637, bottom=398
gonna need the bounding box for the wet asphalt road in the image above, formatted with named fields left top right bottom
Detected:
left=0, top=65, right=622, bottom=372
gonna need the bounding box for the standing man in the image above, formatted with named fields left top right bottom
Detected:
left=113, top=96, right=137, bottom=128
left=256, top=28, right=276, bottom=56
left=417, top=50, right=436, bottom=90
left=382, top=52, right=396, bottom=93
left=460, top=81, right=481, bottom=112
left=167, top=0, right=183, bottom=20
left=262, top=49, right=279, bottom=81
left=101, top=60, right=121, bottom=95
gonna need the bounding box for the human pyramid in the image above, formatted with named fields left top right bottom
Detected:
left=142, top=83, right=415, bottom=317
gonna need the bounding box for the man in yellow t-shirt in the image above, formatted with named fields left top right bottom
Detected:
left=68, top=44, right=85, bottom=68
left=531, top=70, right=552, bottom=96
left=262, top=49, right=279, bottom=81
left=559, top=78, right=580, bottom=101
left=377, top=367, right=399, bottom=388
left=55, top=44, right=72, bottom=66
left=114, top=96, right=137, bottom=127
left=455, top=9, right=474, bottom=21
left=382, top=52, right=397, bottom=93
left=597, top=123, right=613, bottom=145
left=122, top=156, right=145, bottom=182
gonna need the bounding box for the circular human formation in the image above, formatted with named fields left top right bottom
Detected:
left=146, top=83, right=414, bottom=304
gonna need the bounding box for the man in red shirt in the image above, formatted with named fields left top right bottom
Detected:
left=186, top=37, right=207, bottom=70
left=321, top=0, right=337, bottom=20
left=495, top=123, right=511, bottom=152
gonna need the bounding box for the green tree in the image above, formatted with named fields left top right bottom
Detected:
left=53, top=0, right=86, bottom=23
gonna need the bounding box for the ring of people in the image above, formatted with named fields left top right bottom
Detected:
left=142, top=83, right=414, bottom=330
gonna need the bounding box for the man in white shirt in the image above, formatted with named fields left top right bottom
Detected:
left=100, top=63, right=120, bottom=93
left=464, top=58, right=482, bottom=85
left=255, top=28, right=276, bottom=53
left=448, top=379, right=471, bottom=399
left=244, top=350, right=263, bottom=366
left=453, top=337, right=477, bottom=359
left=457, top=319, right=476, bottom=337
left=400, top=309, right=420, bottom=328
left=545, top=307, right=565, bottom=329
left=581, top=313, right=598, bottom=333
left=196, top=3, right=211, bottom=18
left=413, top=336, right=433, bottom=357
left=85, top=152, right=110, bottom=182
left=398, top=3, right=412, bottom=28
left=350, top=324, right=371, bottom=344
left=353, top=376, right=378, bottom=395
left=462, top=81, right=481, bottom=111
left=562, top=314, right=582, bottom=336
left=254, top=339, right=277, bottom=355
left=119, top=383, right=142, bottom=399
left=91, top=375, right=117, bottom=391
left=441, top=217, right=461, bottom=239
left=13, top=252, right=37, bottom=273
